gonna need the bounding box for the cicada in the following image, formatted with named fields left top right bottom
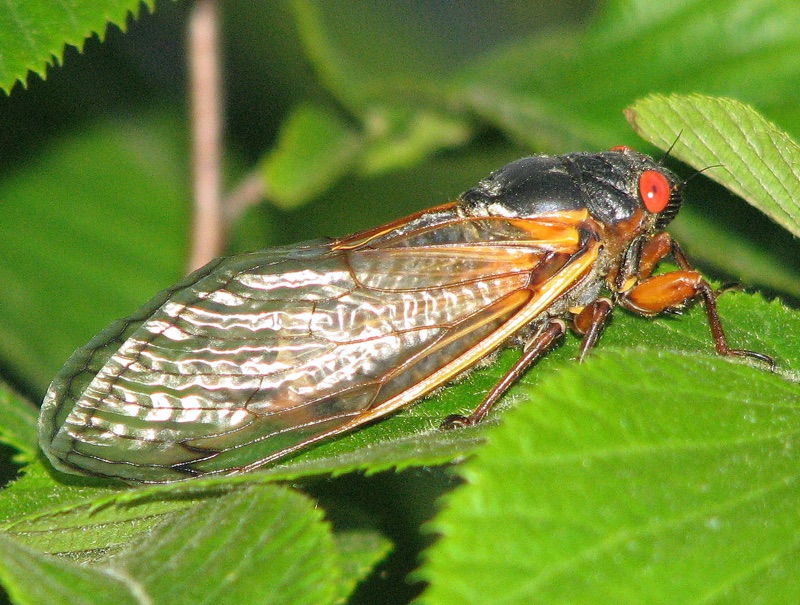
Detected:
left=38, top=148, right=771, bottom=483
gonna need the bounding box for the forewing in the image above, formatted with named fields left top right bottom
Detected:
left=40, top=211, right=589, bottom=482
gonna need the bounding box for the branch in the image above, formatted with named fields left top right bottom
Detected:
left=187, top=0, right=224, bottom=271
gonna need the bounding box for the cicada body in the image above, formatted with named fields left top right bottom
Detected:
left=38, top=148, right=768, bottom=483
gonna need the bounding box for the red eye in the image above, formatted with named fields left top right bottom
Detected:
left=639, top=170, right=671, bottom=213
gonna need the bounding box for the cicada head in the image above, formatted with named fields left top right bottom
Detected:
left=461, top=148, right=683, bottom=233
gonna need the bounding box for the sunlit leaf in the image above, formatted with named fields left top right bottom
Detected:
left=0, top=0, right=155, bottom=93
left=420, top=349, right=800, bottom=604
left=627, top=94, right=800, bottom=238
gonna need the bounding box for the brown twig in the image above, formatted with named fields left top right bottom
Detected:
left=187, top=0, right=223, bottom=271
left=222, top=169, right=267, bottom=229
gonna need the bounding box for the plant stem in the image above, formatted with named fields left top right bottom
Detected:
left=188, top=0, right=223, bottom=271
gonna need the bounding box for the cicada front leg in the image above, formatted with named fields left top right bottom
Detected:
left=619, top=232, right=775, bottom=369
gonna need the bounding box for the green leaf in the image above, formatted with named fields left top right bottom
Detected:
left=0, top=0, right=155, bottom=93
left=261, top=103, right=363, bottom=209
left=0, top=462, right=123, bottom=532
left=109, top=485, right=341, bottom=605
left=333, top=530, right=393, bottom=604
left=0, top=533, right=138, bottom=605
left=0, top=462, right=215, bottom=562
left=357, top=108, right=472, bottom=176
left=419, top=349, right=800, bottom=604
left=0, top=485, right=350, bottom=605
left=0, top=113, right=189, bottom=392
left=626, top=94, right=800, bottom=238
left=0, top=466, right=389, bottom=602
left=0, top=382, right=39, bottom=460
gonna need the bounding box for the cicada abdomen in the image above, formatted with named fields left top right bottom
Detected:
left=38, top=148, right=771, bottom=483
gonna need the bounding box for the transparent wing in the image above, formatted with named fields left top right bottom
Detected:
left=40, top=207, right=593, bottom=482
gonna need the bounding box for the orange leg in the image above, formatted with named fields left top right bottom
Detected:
left=622, top=270, right=706, bottom=315
left=619, top=235, right=774, bottom=368
left=637, top=231, right=673, bottom=280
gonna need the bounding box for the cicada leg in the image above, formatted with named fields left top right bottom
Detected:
left=441, top=318, right=567, bottom=428
left=571, top=298, right=614, bottom=363
left=619, top=233, right=775, bottom=369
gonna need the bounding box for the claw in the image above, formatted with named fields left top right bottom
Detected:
left=716, top=282, right=745, bottom=296
left=730, top=348, right=776, bottom=372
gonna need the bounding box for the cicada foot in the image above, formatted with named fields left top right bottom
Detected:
left=723, top=347, right=776, bottom=372
left=440, top=414, right=475, bottom=430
